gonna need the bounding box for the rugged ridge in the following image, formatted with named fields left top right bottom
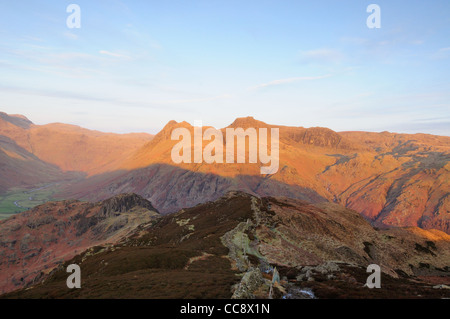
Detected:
left=0, top=193, right=159, bottom=294
left=0, top=112, right=153, bottom=175
left=56, top=117, right=449, bottom=234
left=0, top=112, right=33, bottom=129
left=2, top=192, right=449, bottom=299
left=1, top=112, right=449, bottom=234
left=100, top=193, right=158, bottom=217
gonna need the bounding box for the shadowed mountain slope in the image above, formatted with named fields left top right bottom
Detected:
left=0, top=111, right=153, bottom=175
left=1, top=112, right=448, bottom=233
left=0, top=193, right=159, bottom=295
left=0, top=135, right=76, bottom=193
left=2, top=192, right=449, bottom=299
left=58, top=117, right=449, bottom=233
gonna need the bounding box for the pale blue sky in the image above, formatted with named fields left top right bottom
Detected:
left=0, top=0, right=449, bottom=135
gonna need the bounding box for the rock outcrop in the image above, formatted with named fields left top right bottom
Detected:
left=2, top=192, right=449, bottom=299
left=0, top=193, right=159, bottom=294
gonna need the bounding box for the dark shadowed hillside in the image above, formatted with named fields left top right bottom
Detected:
left=3, top=192, right=449, bottom=299
left=0, top=193, right=159, bottom=295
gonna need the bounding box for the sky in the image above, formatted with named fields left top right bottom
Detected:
left=0, top=0, right=449, bottom=135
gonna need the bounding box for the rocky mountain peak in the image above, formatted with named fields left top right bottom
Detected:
left=100, top=193, right=159, bottom=217
left=0, top=112, right=33, bottom=129
left=227, top=116, right=269, bottom=129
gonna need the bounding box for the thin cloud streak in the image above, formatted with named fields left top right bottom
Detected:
left=0, top=85, right=231, bottom=110
left=99, top=50, right=131, bottom=59
left=248, top=74, right=332, bottom=90
left=300, top=49, right=344, bottom=63
left=432, top=47, right=450, bottom=59
left=156, top=94, right=233, bottom=105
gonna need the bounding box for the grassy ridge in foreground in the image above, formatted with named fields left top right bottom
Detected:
left=3, top=192, right=449, bottom=299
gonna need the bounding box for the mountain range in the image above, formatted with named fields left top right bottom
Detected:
left=0, top=111, right=449, bottom=298
left=1, top=112, right=448, bottom=233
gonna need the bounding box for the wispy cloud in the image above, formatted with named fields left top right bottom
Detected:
left=157, top=94, right=233, bottom=105
left=300, top=49, right=344, bottom=64
left=1, top=45, right=133, bottom=79
left=63, top=32, right=79, bottom=40
left=432, top=47, right=450, bottom=59
left=248, top=74, right=331, bottom=90
left=411, top=40, right=424, bottom=45
left=340, top=37, right=368, bottom=45
left=388, top=119, right=450, bottom=136
left=0, top=85, right=231, bottom=110
left=22, top=35, right=44, bottom=42
left=99, top=50, right=130, bottom=59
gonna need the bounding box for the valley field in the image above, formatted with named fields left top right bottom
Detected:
left=0, top=183, right=60, bottom=219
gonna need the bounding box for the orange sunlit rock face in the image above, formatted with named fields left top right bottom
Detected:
left=1, top=112, right=449, bottom=233
left=0, top=112, right=154, bottom=175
